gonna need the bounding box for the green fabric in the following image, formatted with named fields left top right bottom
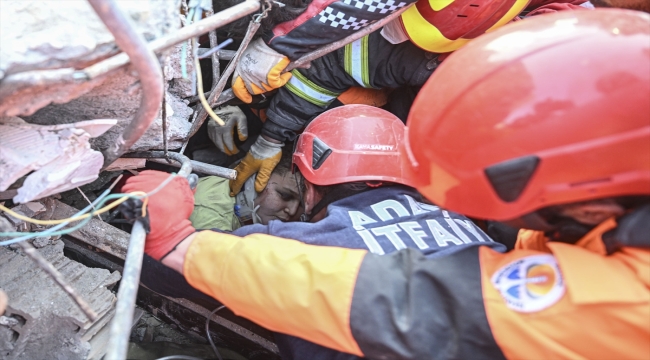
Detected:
left=190, top=176, right=241, bottom=231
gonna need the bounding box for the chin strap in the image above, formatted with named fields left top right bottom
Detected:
left=300, top=185, right=375, bottom=222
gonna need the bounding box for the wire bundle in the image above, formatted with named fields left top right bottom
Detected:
left=0, top=173, right=178, bottom=247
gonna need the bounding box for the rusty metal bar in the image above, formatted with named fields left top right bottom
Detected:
left=80, top=0, right=260, bottom=80
left=17, top=241, right=98, bottom=322
left=183, top=20, right=261, bottom=145
left=210, top=4, right=414, bottom=107
left=88, top=0, right=164, bottom=169
left=123, top=151, right=235, bottom=180
left=106, top=151, right=193, bottom=360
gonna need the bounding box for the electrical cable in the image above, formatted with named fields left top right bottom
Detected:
left=206, top=305, right=226, bottom=360
left=0, top=173, right=178, bottom=245
left=155, top=356, right=203, bottom=360
left=194, top=49, right=225, bottom=126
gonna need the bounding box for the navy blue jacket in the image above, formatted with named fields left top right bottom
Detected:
left=232, top=186, right=505, bottom=360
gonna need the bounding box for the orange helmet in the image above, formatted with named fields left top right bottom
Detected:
left=400, top=0, right=530, bottom=53
left=293, top=105, right=418, bottom=187
left=406, top=9, right=650, bottom=221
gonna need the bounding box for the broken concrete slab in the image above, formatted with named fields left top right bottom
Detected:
left=0, top=118, right=117, bottom=203
left=0, top=240, right=120, bottom=360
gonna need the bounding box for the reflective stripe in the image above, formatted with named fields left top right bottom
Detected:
left=285, top=70, right=340, bottom=107
left=344, top=36, right=373, bottom=88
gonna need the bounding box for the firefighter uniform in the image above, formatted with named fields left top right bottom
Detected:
left=182, top=206, right=650, bottom=359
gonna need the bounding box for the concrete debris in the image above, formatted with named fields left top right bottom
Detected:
left=0, top=118, right=117, bottom=204
left=104, top=158, right=147, bottom=172
left=0, top=0, right=192, bottom=153
left=0, top=240, right=120, bottom=360
left=0, top=290, right=6, bottom=316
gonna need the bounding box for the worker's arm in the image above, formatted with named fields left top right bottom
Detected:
left=263, top=31, right=438, bottom=142
left=163, top=229, right=650, bottom=360
left=264, top=0, right=418, bottom=61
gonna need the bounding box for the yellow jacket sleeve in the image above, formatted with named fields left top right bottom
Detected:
left=183, top=230, right=367, bottom=356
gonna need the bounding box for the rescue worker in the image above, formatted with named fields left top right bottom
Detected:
left=127, top=104, right=504, bottom=360
left=124, top=9, right=650, bottom=359
left=227, top=0, right=530, bottom=195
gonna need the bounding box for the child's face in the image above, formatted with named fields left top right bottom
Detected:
left=254, top=172, right=303, bottom=224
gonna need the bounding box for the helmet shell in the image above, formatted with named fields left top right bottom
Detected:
left=406, top=9, right=650, bottom=220
left=293, top=105, right=419, bottom=187
left=400, top=0, right=530, bottom=53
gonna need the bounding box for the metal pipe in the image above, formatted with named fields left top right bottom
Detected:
left=17, top=241, right=98, bottom=322
left=122, top=151, right=194, bottom=177
left=80, top=0, right=260, bottom=80
left=184, top=19, right=261, bottom=143
left=210, top=4, right=414, bottom=107
left=122, top=151, right=235, bottom=180
left=88, top=0, right=164, bottom=169
left=106, top=220, right=147, bottom=360
left=106, top=151, right=193, bottom=360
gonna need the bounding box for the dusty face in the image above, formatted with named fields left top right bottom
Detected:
left=254, top=172, right=303, bottom=224
left=590, top=0, right=650, bottom=12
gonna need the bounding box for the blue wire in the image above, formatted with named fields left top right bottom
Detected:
left=0, top=188, right=112, bottom=244
left=0, top=173, right=178, bottom=246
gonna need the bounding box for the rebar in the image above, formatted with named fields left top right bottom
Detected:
left=17, top=241, right=98, bottom=322
left=123, top=151, right=235, bottom=180
left=182, top=19, right=261, bottom=149
left=89, top=0, right=164, bottom=169
left=106, top=152, right=193, bottom=360
left=79, top=0, right=260, bottom=80
left=210, top=4, right=414, bottom=107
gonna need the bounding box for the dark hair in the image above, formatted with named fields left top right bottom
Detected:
left=272, top=148, right=294, bottom=177
left=213, top=0, right=310, bottom=40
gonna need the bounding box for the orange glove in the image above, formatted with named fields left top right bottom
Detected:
left=231, top=39, right=292, bottom=103
left=122, top=171, right=196, bottom=261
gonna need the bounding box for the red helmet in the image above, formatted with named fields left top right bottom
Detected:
left=406, top=9, right=650, bottom=221
left=293, top=105, right=418, bottom=187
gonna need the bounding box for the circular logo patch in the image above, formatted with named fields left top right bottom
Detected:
left=491, top=254, right=565, bottom=313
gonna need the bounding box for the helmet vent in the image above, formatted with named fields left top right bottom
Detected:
left=457, top=14, right=468, bottom=17
left=312, top=137, right=332, bottom=170
left=484, top=156, right=540, bottom=202
left=469, top=4, right=480, bottom=7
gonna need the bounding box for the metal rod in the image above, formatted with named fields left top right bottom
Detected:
left=106, top=220, right=146, bottom=360
left=89, top=0, right=164, bottom=169
left=17, top=241, right=98, bottom=322
left=122, top=151, right=194, bottom=177
left=122, top=151, right=235, bottom=180
left=210, top=4, right=414, bottom=107
left=198, top=48, right=235, bottom=60
left=184, top=20, right=261, bottom=143
left=207, top=10, right=221, bottom=84
left=80, top=0, right=260, bottom=80
left=106, top=152, right=192, bottom=360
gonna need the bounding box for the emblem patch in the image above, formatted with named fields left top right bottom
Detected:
left=491, top=254, right=565, bottom=313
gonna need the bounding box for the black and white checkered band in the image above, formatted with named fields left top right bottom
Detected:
left=342, top=0, right=408, bottom=14
left=318, top=0, right=408, bottom=29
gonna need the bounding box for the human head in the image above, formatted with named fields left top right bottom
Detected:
left=292, top=105, right=417, bottom=221
left=400, top=0, right=530, bottom=53
left=405, top=9, right=650, bottom=236
left=591, top=0, right=650, bottom=12
left=253, top=151, right=303, bottom=224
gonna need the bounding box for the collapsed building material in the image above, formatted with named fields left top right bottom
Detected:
left=0, top=240, right=120, bottom=360
left=0, top=117, right=117, bottom=204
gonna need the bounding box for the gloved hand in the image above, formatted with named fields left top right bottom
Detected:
left=122, top=171, right=196, bottom=261
left=207, top=106, right=248, bottom=155
left=231, top=38, right=292, bottom=104
left=229, top=136, right=283, bottom=196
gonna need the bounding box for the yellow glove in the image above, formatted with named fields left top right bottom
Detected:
left=229, top=136, right=283, bottom=196
left=232, top=39, right=292, bottom=103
